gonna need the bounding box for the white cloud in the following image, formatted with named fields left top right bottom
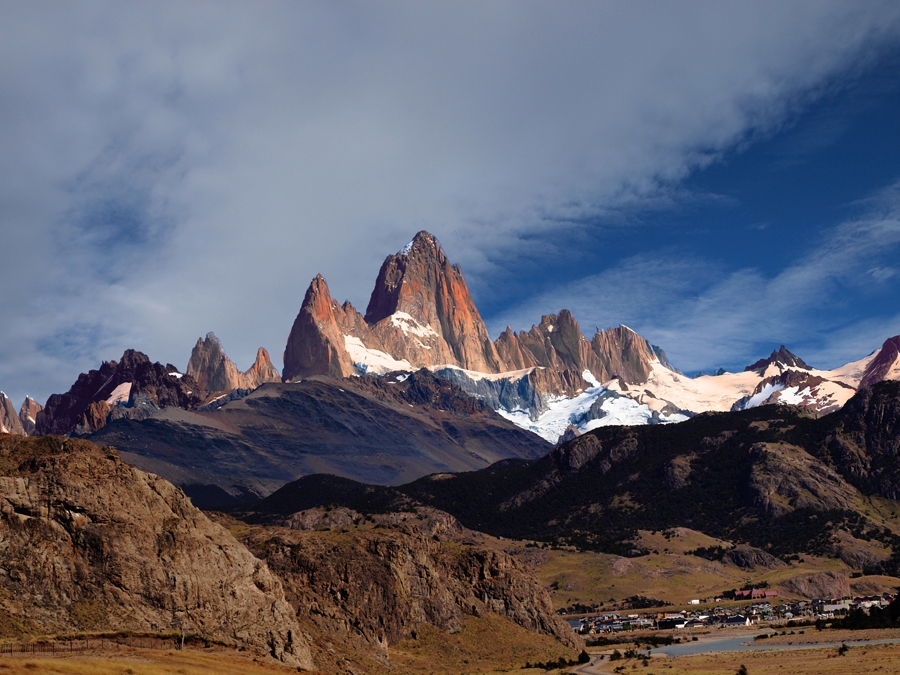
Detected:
left=1, top=2, right=900, bottom=404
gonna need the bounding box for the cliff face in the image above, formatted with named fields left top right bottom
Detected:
left=283, top=275, right=360, bottom=382
left=0, top=393, right=26, bottom=436
left=239, top=507, right=580, bottom=667
left=282, top=235, right=668, bottom=405
left=826, top=380, right=900, bottom=498
left=590, top=325, right=663, bottom=384
left=18, top=397, right=42, bottom=436
left=0, top=435, right=314, bottom=668
left=34, top=350, right=207, bottom=436
left=860, top=336, right=900, bottom=389
left=186, top=333, right=280, bottom=391
left=365, top=231, right=504, bottom=373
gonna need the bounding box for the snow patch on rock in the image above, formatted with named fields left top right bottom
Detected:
left=106, top=382, right=132, bottom=406
left=344, top=335, right=413, bottom=375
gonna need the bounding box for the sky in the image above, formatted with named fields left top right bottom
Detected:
left=2, top=1, right=900, bottom=406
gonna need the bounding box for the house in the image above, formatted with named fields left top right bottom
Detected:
left=724, top=615, right=751, bottom=627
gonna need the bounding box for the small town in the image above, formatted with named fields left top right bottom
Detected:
left=566, top=591, right=898, bottom=635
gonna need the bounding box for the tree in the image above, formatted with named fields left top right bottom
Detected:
left=737, top=666, right=749, bottom=675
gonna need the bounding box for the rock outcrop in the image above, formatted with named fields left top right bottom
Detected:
left=17, top=397, right=42, bottom=435
left=0, top=393, right=26, bottom=436
left=0, top=435, right=314, bottom=668
left=283, top=275, right=361, bottom=381
left=186, top=333, right=280, bottom=392
left=240, top=509, right=581, bottom=662
left=745, top=345, right=810, bottom=374
left=826, top=380, right=900, bottom=499
left=781, top=571, right=851, bottom=600
left=859, top=335, right=900, bottom=389
left=35, top=350, right=207, bottom=436
left=364, top=231, right=505, bottom=373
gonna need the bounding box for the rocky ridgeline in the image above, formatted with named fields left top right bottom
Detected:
left=186, top=332, right=280, bottom=392
left=282, top=231, right=674, bottom=404
left=34, top=350, right=209, bottom=436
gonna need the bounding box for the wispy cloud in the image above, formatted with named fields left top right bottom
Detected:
left=491, top=181, right=900, bottom=371
left=1, top=2, right=900, bottom=403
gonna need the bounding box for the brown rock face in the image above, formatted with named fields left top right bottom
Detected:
left=282, top=232, right=670, bottom=402
left=35, top=350, right=207, bottom=436
left=186, top=333, right=280, bottom=392
left=365, top=231, right=504, bottom=373
left=590, top=325, right=662, bottom=384
left=283, top=275, right=360, bottom=382
left=0, top=435, right=314, bottom=668
left=0, top=393, right=26, bottom=436
left=859, top=335, right=900, bottom=389
left=240, top=510, right=581, bottom=662
left=17, top=397, right=42, bottom=436
left=781, top=571, right=851, bottom=600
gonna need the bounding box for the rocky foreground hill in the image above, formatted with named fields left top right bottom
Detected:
left=0, top=434, right=577, bottom=673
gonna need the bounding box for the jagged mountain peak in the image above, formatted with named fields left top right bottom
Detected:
left=0, top=392, right=26, bottom=436
left=397, top=230, right=443, bottom=257
left=860, top=335, right=900, bottom=389
left=18, top=396, right=43, bottom=436
left=365, top=231, right=452, bottom=326
left=187, top=332, right=280, bottom=393
left=744, top=344, right=810, bottom=374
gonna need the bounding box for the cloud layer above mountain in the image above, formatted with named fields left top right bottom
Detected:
left=2, top=2, right=900, bottom=403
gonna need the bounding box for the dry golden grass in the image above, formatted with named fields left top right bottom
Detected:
left=759, top=627, right=900, bottom=645
left=638, top=642, right=900, bottom=675
left=386, top=614, right=578, bottom=675
left=0, top=647, right=316, bottom=675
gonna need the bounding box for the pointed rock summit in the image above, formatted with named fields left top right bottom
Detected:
left=860, top=335, right=900, bottom=389
left=744, top=345, right=810, bottom=374
left=365, top=231, right=504, bottom=372
left=0, top=393, right=26, bottom=436
left=18, top=396, right=43, bottom=435
left=282, top=232, right=674, bottom=402
left=283, top=274, right=360, bottom=382
left=187, top=333, right=280, bottom=392
left=283, top=233, right=504, bottom=382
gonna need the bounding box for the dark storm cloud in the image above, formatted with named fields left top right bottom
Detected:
left=1, top=1, right=900, bottom=404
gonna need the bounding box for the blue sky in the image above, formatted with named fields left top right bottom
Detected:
left=486, top=48, right=900, bottom=373
left=1, top=2, right=900, bottom=405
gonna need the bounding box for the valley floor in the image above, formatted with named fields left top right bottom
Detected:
left=577, top=629, right=900, bottom=675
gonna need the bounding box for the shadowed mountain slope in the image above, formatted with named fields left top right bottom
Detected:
left=247, top=382, right=900, bottom=571
left=86, top=369, right=550, bottom=499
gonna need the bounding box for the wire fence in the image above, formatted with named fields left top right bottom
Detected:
left=0, top=635, right=186, bottom=656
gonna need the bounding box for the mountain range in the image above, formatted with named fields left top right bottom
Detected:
left=2, top=230, right=898, bottom=489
